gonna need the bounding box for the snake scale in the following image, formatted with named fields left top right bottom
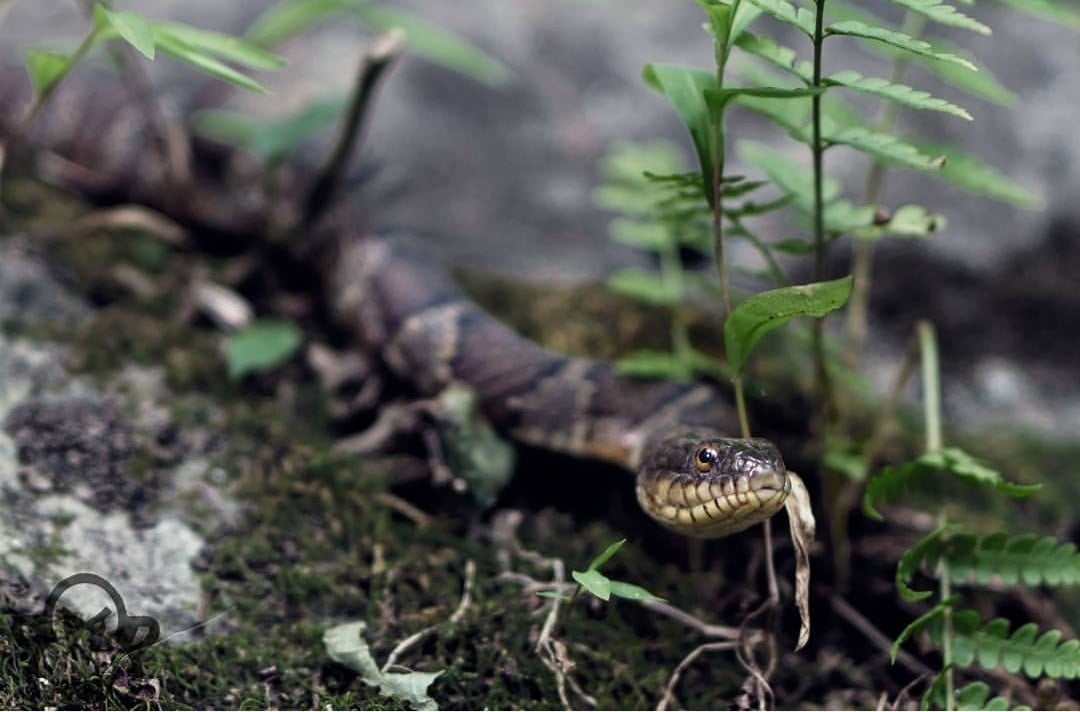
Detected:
left=327, top=236, right=793, bottom=537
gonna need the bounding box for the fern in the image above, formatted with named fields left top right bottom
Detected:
left=864, top=447, right=1041, bottom=519
left=938, top=610, right=1080, bottom=679
left=899, top=532, right=1080, bottom=594
left=952, top=681, right=1030, bottom=711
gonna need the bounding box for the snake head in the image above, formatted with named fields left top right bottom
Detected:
left=635, top=434, right=791, bottom=538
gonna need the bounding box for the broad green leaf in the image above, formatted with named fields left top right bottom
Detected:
left=225, top=319, right=303, bottom=379
left=155, top=32, right=271, bottom=93
left=742, top=0, right=815, bottom=35
left=826, top=21, right=977, bottom=70
left=914, top=141, right=1042, bottom=208
left=572, top=569, right=612, bottom=601
left=824, top=70, right=971, bottom=120
left=734, top=32, right=811, bottom=81
left=324, top=622, right=443, bottom=710
left=587, top=538, right=626, bottom=571
left=885, top=0, right=991, bottom=34
left=826, top=127, right=945, bottom=171
left=97, top=8, right=156, bottom=59
left=643, top=64, right=719, bottom=203
left=354, top=5, right=510, bottom=86
left=24, top=50, right=71, bottom=95
left=724, top=277, right=853, bottom=375
left=153, top=21, right=286, bottom=70
left=246, top=0, right=347, bottom=47
left=609, top=580, right=663, bottom=602
left=607, top=268, right=681, bottom=307
left=864, top=448, right=1041, bottom=519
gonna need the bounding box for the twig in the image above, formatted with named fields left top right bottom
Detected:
left=638, top=598, right=750, bottom=642
left=657, top=641, right=738, bottom=712
left=300, top=29, right=403, bottom=227
left=371, top=491, right=433, bottom=529
left=830, top=594, right=933, bottom=678
left=382, top=558, right=476, bottom=671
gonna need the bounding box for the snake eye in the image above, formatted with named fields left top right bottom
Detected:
left=694, top=446, right=718, bottom=473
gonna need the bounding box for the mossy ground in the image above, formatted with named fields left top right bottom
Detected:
left=2, top=183, right=1080, bottom=709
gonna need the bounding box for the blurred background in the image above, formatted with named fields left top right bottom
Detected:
left=2, top=0, right=1078, bottom=436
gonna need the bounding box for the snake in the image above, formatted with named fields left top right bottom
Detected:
left=0, top=71, right=793, bottom=539
left=327, top=235, right=793, bottom=538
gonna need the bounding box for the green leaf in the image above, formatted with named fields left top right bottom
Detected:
left=770, top=238, right=814, bottom=255
left=890, top=597, right=956, bottom=663
left=97, top=8, right=156, bottom=59
left=608, top=580, right=663, bottom=602
left=826, top=21, right=977, bottom=70
left=864, top=448, right=1041, bottom=519
left=854, top=204, right=945, bottom=240
left=734, top=32, right=811, bottom=81
left=536, top=590, right=571, bottom=601
left=934, top=610, right=1080, bottom=678
left=642, top=64, right=719, bottom=204
left=895, top=524, right=949, bottom=601
left=615, top=349, right=720, bottom=381
left=825, top=127, right=945, bottom=171
left=742, top=0, right=816, bottom=35
left=738, top=140, right=839, bottom=207
left=225, top=319, right=303, bottom=379
left=824, top=70, right=971, bottom=120
left=354, top=5, right=510, bottom=86
left=245, top=0, right=347, bottom=47
left=704, top=85, right=822, bottom=118
left=324, top=621, right=443, bottom=710
left=696, top=0, right=733, bottom=65
left=954, top=681, right=1029, bottom=712
left=926, top=533, right=1080, bottom=588
left=884, top=0, right=991, bottom=34
left=24, top=49, right=71, bottom=95
left=587, top=539, right=626, bottom=571
left=723, top=277, right=853, bottom=375
left=607, top=268, right=681, bottom=307
left=572, top=569, right=612, bottom=601
left=153, top=21, right=286, bottom=69
left=191, top=96, right=347, bottom=164
left=155, top=31, right=272, bottom=93
left=914, top=141, right=1042, bottom=208
left=990, top=0, right=1080, bottom=29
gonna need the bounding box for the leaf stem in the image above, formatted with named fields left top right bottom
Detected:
left=917, top=320, right=942, bottom=452
left=809, top=0, right=835, bottom=426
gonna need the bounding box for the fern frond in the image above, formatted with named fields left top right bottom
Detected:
left=953, top=681, right=1031, bottom=711
left=825, top=127, right=945, bottom=171
left=932, top=533, right=1080, bottom=588
left=826, top=21, right=977, bottom=70
left=742, top=0, right=815, bottom=35
left=864, top=447, right=1041, bottom=519
left=824, top=70, right=971, bottom=120
left=854, top=204, right=945, bottom=240
left=884, top=0, right=991, bottom=35
left=912, top=141, right=1042, bottom=208
left=938, top=609, right=1080, bottom=679
left=734, top=32, right=810, bottom=81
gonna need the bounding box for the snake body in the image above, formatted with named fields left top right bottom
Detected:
left=329, top=236, right=791, bottom=537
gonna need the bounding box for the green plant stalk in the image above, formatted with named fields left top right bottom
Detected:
left=809, top=0, right=835, bottom=425
left=844, top=11, right=927, bottom=370
left=919, top=319, right=951, bottom=708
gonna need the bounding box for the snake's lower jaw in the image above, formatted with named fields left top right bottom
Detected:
left=636, top=468, right=791, bottom=539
